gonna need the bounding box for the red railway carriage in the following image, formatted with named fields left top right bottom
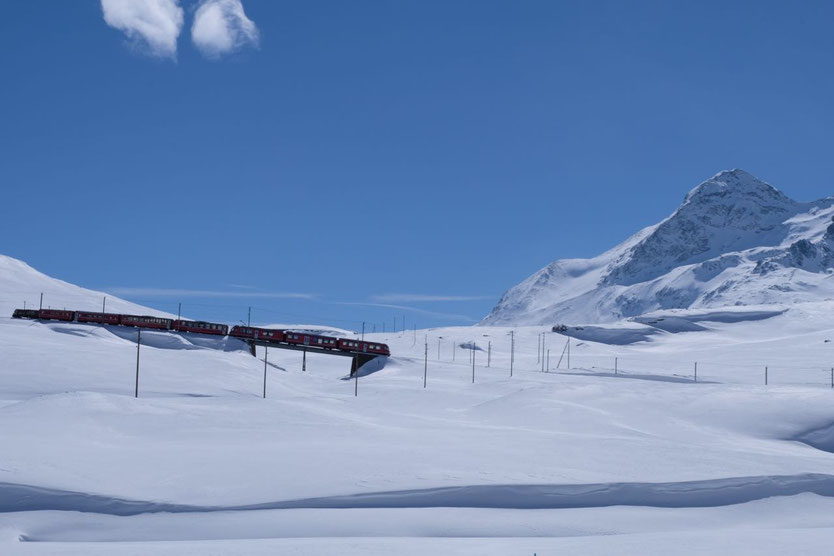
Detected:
left=338, top=338, right=363, bottom=352
left=120, top=314, right=174, bottom=330
left=38, top=309, right=75, bottom=322
left=229, top=326, right=284, bottom=342
left=338, top=338, right=390, bottom=355
left=12, top=309, right=39, bottom=319
left=173, top=320, right=229, bottom=336
left=77, top=311, right=120, bottom=325
left=365, top=342, right=390, bottom=356
left=230, top=325, right=256, bottom=339
left=284, top=332, right=337, bottom=349
left=255, top=328, right=284, bottom=342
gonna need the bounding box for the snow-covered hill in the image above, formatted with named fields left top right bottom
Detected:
left=4, top=255, right=834, bottom=554
left=483, top=169, right=834, bottom=325
left=0, top=255, right=172, bottom=318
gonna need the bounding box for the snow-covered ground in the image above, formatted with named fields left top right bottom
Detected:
left=3, top=255, right=834, bottom=554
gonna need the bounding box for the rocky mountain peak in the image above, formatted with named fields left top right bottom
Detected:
left=482, top=170, right=834, bottom=326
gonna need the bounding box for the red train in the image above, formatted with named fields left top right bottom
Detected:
left=13, top=308, right=390, bottom=356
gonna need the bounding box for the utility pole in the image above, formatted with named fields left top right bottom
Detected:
left=423, top=340, right=428, bottom=388
left=487, top=341, right=491, bottom=367
left=263, top=346, right=268, bottom=398
left=302, top=348, right=307, bottom=372
left=361, top=322, right=365, bottom=341
left=510, top=331, right=515, bottom=377
left=472, top=342, right=476, bottom=383
left=547, top=349, right=550, bottom=372
left=537, top=333, right=541, bottom=364
left=102, top=296, right=106, bottom=313
left=542, top=333, right=547, bottom=373
left=567, top=337, right=570, bottom=369
left=437, top=337, right=441, bottom=360
left=135, top=329, right=141, bottom=398
left=354, top=358, right=359, bottom=397
left=39, top=293, right=43, bottom=310
left=247, top=306, right=251, bottom=327
left=177, top=302, right=181, bottom=320
left=694, top=362, right=698, bottom=382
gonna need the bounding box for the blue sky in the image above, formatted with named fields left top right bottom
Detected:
left=1, top=1, right=833, bottom=331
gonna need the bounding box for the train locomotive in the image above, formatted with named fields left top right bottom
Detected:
left=12, top=308, right=390, bottom=356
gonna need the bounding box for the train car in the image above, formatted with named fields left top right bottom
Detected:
left=365, top=342, right=390, bottom=356
left=229, top=325, right=256, bottom=339
left=12, top=309, right=39, bottom=319
left=120, top=314, right=174, bottom=330
left=255, top=328, right=284, bottom=342
left=285, top=332, right=338, bottom=349
left=338, top=338, right=390, bottom=355
left=38, top=309, right=75, bottom=322
left=173, top=320, right=229, bottom=336
left=77, top=311, right=120, bottom=325
left=338, top=338, right=363, bottom=352
left=229, top=325, right=284, bottom=342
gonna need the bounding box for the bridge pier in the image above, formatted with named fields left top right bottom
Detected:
left=350, top=353, right=376, bottom=377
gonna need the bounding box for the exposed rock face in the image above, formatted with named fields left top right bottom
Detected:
left=483, top=170, right=834, bottom=325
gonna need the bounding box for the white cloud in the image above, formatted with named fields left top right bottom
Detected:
left=101, top=0, right=184, bottom=59
left=105, top=287, right=316, bottom=300
left=191, top=0, right=259, bottom=58
left=371, top=294, right=495, bottom=303
left=334, top=301, right=475, bottom=323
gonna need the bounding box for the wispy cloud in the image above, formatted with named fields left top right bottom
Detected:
left=370, top=293, right=494, bottom=303
left=191, top=0, right=259, bottom=58
left=101, top=0, right=184, bottom=59
left=105, top=287, right=315, bottom=299
left=335, top=301, right=476, bottom=323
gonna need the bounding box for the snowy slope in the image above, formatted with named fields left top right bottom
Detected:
left=4, top=256, right=834, bottom=554
left=0, top=255, right=172, bottom=318
left=483, top=169, right=834, bottom=325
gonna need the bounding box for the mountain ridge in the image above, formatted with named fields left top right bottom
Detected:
left=482, top=170, right=834, bottom=325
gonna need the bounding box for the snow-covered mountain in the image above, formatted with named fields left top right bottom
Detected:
left=483, top=169, right=834, bottom=325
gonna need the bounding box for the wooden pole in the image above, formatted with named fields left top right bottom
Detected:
left=302, top=348, right=306, bottom=372
left=694, top=361, right=698, bottom=382
left=487, top=341, right=491, bottom=367
left=423, top=341, right=428, bottom=388
left=354, top=357, right=359, bottom=397
left=134, top=329, right=141, bottom=398
left=615, top=357, right=618, bottom=375
left=510, top=331, right=514, bottom=377
left=472, top=342, right=476, bottom=383
left=765, top=366, right=768, bottom=385
left=263, top=346, right=268, bottom=398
